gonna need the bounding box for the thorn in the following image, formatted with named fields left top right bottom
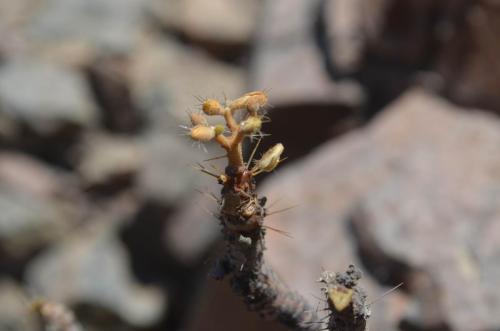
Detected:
left=266, top=204, right=299, bottom=216
left=369, top=282, right=404, bottom=306
left=222, top=92, right=228, bottom=107
left=266, top=196, right=284, bottom=210
left=263, top=225, right=293, bottom=238
left=194, top=188, right=220, bottom=203
left=193, top=163, right=220, bottom=179
left=209, top=163, right=223, bottom=173
left=196, top=202, right=218, bottom=219
left=247, top=136, right=262, bottom=167
left=203, top=155, right=226, bottom=162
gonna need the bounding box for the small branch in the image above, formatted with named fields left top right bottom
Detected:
left=224, top=107, right=239, bottom=132
left=187, top=91, right=370, bottom=331
left=218, top=226, right=320, bottom=330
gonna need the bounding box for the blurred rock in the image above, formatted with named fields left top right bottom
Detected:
left=77, top=133, right=143, bottom=192
left=0, top=58, right=97, bottom=136
left=0, top=152, right=67, bottom=197
left=0, top=152, right=76, bottom=258
left=437, top=1, right=500, bottom=114
left=29, top=0, right=147, bottom=53
left=130, top=36, right=246, bottom=128
left=86, top=55, right=144, bottom=133
left=0, top=0, right=41, bottom=56
left=322, top=0, right=367, bottom=74
left=26, top=218, right=166, bottom=327
left=148, top=0, right=258, bottom=46
left=0, top=280, right=38, bottom=331
left=137, top=132, right=208, bottom=206
left=251, top=0, right=365, bottom=106
left=361, top=0, right=443, bottom=66
left=257, top=88, right=500, bottom=330
left=164, top=181, right=221, bottom=265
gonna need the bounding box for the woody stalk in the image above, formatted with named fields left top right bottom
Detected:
left=185, top=91, right=370, bottom=331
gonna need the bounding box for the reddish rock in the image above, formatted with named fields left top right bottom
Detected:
left=257, top=88, right=500, bottom=330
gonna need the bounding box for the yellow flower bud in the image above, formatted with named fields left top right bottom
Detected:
left=189, top=113, right=208, bottom=126
left=202, top=99, right=223, bottom=115
left=246, top=91, right=268, bottom=113
left=190, top=125, right=216, bottom=142
left=253, top=143, right=284, bottom=173
left=240, top=116, right=262, bottom=134
left=229, top=91, right=268, bottom=113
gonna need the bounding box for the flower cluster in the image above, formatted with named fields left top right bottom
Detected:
left=185, top=91, right=283, bottom=171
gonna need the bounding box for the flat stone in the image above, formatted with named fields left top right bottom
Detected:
left=258, top=88, right=500, bottom=330
left=29, top=0, right=147, bottom=53
left=0, top=58, right=97, bottom=135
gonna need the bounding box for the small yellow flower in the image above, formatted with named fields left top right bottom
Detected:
left=229, top=91, right=268, bottom=113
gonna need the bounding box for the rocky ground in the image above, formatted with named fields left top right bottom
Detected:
left=0, top=0, right=499, bottom=330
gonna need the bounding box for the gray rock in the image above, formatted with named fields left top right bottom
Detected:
left=148, top=0, right=259, bottom=44
left=0, top=152, right=76, bottom=257
left=164, top=179, right=222, bottom=264
left=322, top=0, right=370, bottom=73
left=26, top=218, right=166, bottom=327
left=29, top=0, right=147, bottom=53
left=77, top=133, right=143, bottom=189
left=258, top=88, right=500, bottom=330
left=137, top=132, right=212, bottom=205
left=250, top=0, right=364, bottom=106
left=130, top=36, right=246, bottom=127
left=0, top=58, right=97, bottom=135
left=0, top=280, right=38, bottom=331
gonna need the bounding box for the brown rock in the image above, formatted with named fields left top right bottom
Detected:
left=257, top=88, right=500, bottom=330
left=437, top=1, right=500, bottom=114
